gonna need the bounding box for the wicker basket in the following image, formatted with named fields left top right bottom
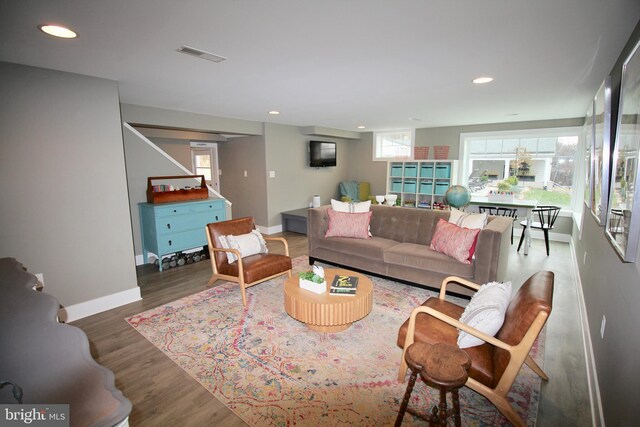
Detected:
left=413, top=146, right=430, bottom=160
left=433, top=145, right=450, bottom=159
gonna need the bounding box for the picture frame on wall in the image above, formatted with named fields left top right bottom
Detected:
left=591, top=77, right=612, bottom=225
left=583, top=98, right=595, bottom=209
left=605, top=40, right=640, bottom=262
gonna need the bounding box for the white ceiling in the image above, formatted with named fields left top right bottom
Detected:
left=1, top=0, right=639, bottom=132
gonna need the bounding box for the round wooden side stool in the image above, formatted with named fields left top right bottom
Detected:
left=395, top=342, right=471, bottom=427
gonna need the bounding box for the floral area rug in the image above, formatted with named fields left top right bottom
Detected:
left=126, top=256, right=544, bottom=426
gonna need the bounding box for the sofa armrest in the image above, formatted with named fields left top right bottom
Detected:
left=473, top=216, right=512, bottom=284
left=308, top=205, right=331, bottom=253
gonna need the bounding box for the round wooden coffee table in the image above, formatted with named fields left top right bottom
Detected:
left=284, top=268, right=373, bottom=332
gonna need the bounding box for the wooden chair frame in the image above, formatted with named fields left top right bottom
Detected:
left=206, top=228, right=292, bottom=306
left=398, top=276, right=549, bottom=427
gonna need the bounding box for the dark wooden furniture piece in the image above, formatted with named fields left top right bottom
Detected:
left=397, top=272, right=554, bottom=427
left=395, top=342, right=471, bottom=427
left=0, top=258, right=131, bottom=426
left=517, top=205, right=561, bottom=255
left=281, top=208, right=309, bottom=234
left=205, top=217, right=292, bottom=306
left=146, top=174, right=209, bottom=204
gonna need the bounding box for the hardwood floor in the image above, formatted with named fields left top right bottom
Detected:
left=71, top=232, right=591, bottom=426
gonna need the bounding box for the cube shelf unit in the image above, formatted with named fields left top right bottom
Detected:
left=387, top=160, right=458, bottom=208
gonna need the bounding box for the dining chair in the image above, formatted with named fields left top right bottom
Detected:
left=479, top=206, right=518, bottom=244
left=517, top=206, right=560, bottom=256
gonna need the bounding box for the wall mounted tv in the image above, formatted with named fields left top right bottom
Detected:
left=309, top=140, right=337, bottom=167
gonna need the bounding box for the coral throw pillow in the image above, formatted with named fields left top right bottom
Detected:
left=429, top=218, right=480, bottom=264
left=325, top=208, right=372, bottom=239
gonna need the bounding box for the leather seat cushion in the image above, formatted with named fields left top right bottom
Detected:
left=218, top=253, right=292, bottom=283
left=397, top=297, right=495, bottom=388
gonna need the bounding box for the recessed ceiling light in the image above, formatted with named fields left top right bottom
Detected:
left=268, top=110, right=280, bottom=115
left=408, top=117, right=422, bottom=122
left=472, top=76, right=494, bottom=84
left=357, top=125, right=366, bottom=129
left=38, top=24, right=77, bottom=39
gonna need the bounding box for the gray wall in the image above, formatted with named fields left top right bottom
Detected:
left=121, top=103, right=263, bottom=136
left=151, top=138, right=193, bottom=170
left=264, top=123, right=353, bottom=227
left=218, top=134, right=269, bottom=225
left=346, top=132, right=388, bottom=197
left=0, top=62, right=138, bottom=306
left=123, top=127, right=205, bottom=256
left=572, top=20, right=640, bottom=425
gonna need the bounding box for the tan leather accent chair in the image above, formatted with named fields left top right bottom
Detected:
left=205, top=217, right=292, bottom=306
left=397, top=271, right=554, bottom=427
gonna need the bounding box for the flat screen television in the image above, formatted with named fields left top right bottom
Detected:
left=309, top=140, right=337, bottom=167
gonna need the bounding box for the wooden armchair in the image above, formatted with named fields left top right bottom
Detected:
left=397, top=271, right=554, bottom=427
left=205, top=217, right=292, bottom=306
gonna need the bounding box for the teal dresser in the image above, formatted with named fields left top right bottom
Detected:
left=139, top=198, right=226, bottom=270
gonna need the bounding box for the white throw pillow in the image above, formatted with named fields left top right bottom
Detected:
left=331, top=199, right=371, bottom=213
left=449, top=207, right=487, bottom=230
left=457, top=281, right=512, bottom=348
left=218, top=230, right=268, bottom=263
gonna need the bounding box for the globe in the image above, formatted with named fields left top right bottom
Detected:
left=445, top=185, right=471, bottom=208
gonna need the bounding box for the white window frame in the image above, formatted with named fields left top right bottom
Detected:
left=458, top=127, right=584, bottom=215
left=373, top=129, right=415, bottom=161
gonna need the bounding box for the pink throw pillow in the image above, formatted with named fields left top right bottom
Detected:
left=430, top=218, right=481, bottom=264
left=325, top=208, right=372, bottom=239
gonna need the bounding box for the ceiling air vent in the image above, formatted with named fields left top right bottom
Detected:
left=177, top=45, right=227, bottom=63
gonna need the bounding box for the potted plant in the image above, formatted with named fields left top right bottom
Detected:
left=299, top=265, right=327, bottom=294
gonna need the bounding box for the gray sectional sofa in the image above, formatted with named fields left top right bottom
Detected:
left=308, top=204, right=512, bottom=296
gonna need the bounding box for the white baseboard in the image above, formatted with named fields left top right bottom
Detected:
left=259, top=224, right=283, bottom=235
left=61, top=287, right=142, bottom=323
left=570, top=241, right=604, bottom=427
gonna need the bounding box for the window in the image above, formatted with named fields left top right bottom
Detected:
left=373, top=129, right=414, bottom=161
left=459, top=127, right=583, bottom=211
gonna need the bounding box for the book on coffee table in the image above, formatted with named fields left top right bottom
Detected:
left=330, top=275, right=358, bottom=296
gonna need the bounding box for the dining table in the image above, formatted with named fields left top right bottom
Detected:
left=467, top=197, right=539, bottom=255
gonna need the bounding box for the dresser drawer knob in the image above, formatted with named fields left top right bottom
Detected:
left=215, top=215, right=219, bottom=221
left=168, top=240, right=172, bottom=246
left=166, top=223, right=171, bottom=229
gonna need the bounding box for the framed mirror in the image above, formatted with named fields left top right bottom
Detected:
left=591, top=77, right=612, bottom=224
left=583, top=100, right=595, bottom=209
left=606, top=40, right=640, bottom=262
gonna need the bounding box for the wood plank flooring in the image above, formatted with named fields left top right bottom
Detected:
left=71, top=232, right=591, bottom=426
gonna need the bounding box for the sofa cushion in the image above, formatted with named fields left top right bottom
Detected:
left=316, top=236, right=399, bottom=262
left=369, top=205, right=449, bottom=244
left=429, top=219, right=481, bottom=264
left=396, top=297, right=495, bottom=388
left=325, top=208, right=372, bottom=239
left=383, top=243, right=474, bottom=278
